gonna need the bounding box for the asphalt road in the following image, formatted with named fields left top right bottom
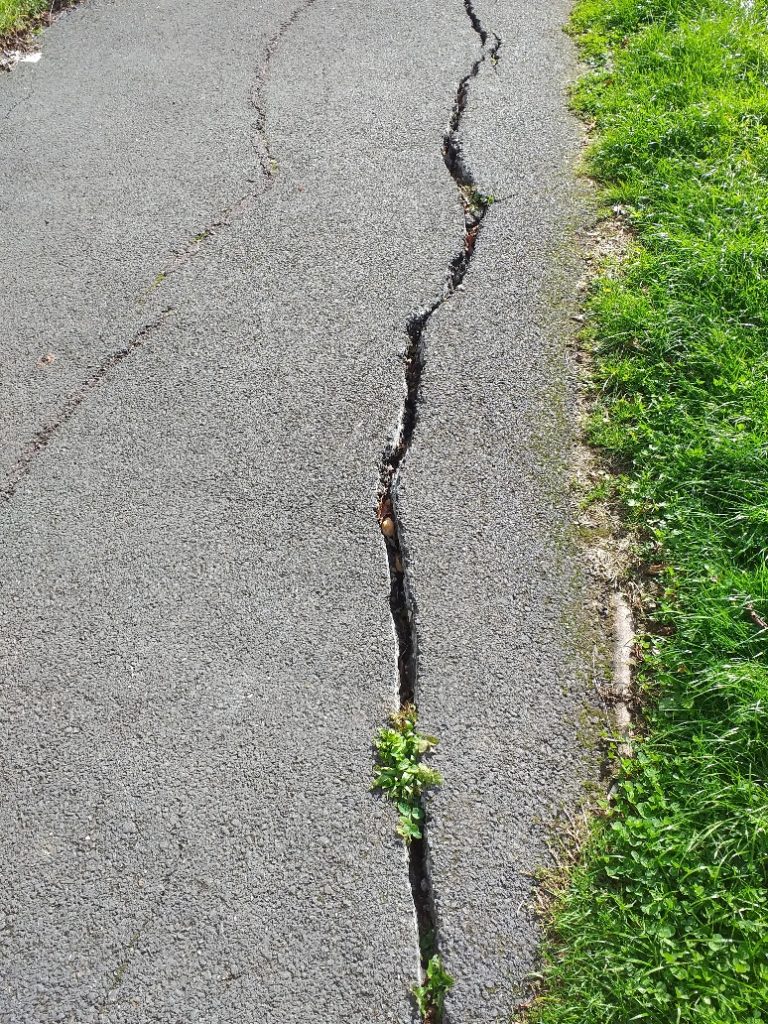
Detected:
left=0, top=1, right=592, bottom=1021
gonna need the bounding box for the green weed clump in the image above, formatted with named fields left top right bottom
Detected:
left=533, top=1, right=768, bottom=1022
left=372, top=705, right=442, bottom=843
left=414, top=955, right=455, bottom=1024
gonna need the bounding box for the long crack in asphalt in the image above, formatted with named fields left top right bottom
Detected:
left=5, top=0, right=504, bottom=1013
left=375, top=2, right=501, bottom=1016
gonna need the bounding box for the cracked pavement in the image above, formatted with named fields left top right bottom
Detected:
left=0, top=0, right=593, bottom=1021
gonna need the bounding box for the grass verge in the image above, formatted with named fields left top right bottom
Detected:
left=0, top=0, right=73, bottom=47
left=531, top=2, right=768, bottom=1021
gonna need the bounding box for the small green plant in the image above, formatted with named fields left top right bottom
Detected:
left=578, top=478, right=613, bottom=509
left=413, top=955, right=455, bottom=1023
left=148, top=271, right=166, bottom=291
left=460, top=184, right=494, bottom=214
left=371, top=705, right=442, bottom=843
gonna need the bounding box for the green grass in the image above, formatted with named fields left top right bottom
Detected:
left=0, top=0, right=72, bottom=40
left=0, top=0, right=46, bottom=38
left=531, top=2, right=768, bottom=1021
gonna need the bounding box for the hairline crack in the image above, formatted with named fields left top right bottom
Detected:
left=1, top=309, right=173, bottom=505
left=139, top=0, right=320, bottom=299
left=2, top=0, right=318, bottom=506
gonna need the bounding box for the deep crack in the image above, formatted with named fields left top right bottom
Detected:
left=375, top=2, right=501, bottom=1018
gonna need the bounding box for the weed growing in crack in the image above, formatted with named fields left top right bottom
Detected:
left=460, top=184, right=494, bottom=215
left=413, top=955, right=455, bottom=1024
left=371, top=705, right=442, bottom=843
left=370, top=3, right=499, bottom=1021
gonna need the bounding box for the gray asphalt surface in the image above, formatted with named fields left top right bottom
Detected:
left=0, top=1, right=592, bottom=1021
left=399, top=3, right=593, bottom=1018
